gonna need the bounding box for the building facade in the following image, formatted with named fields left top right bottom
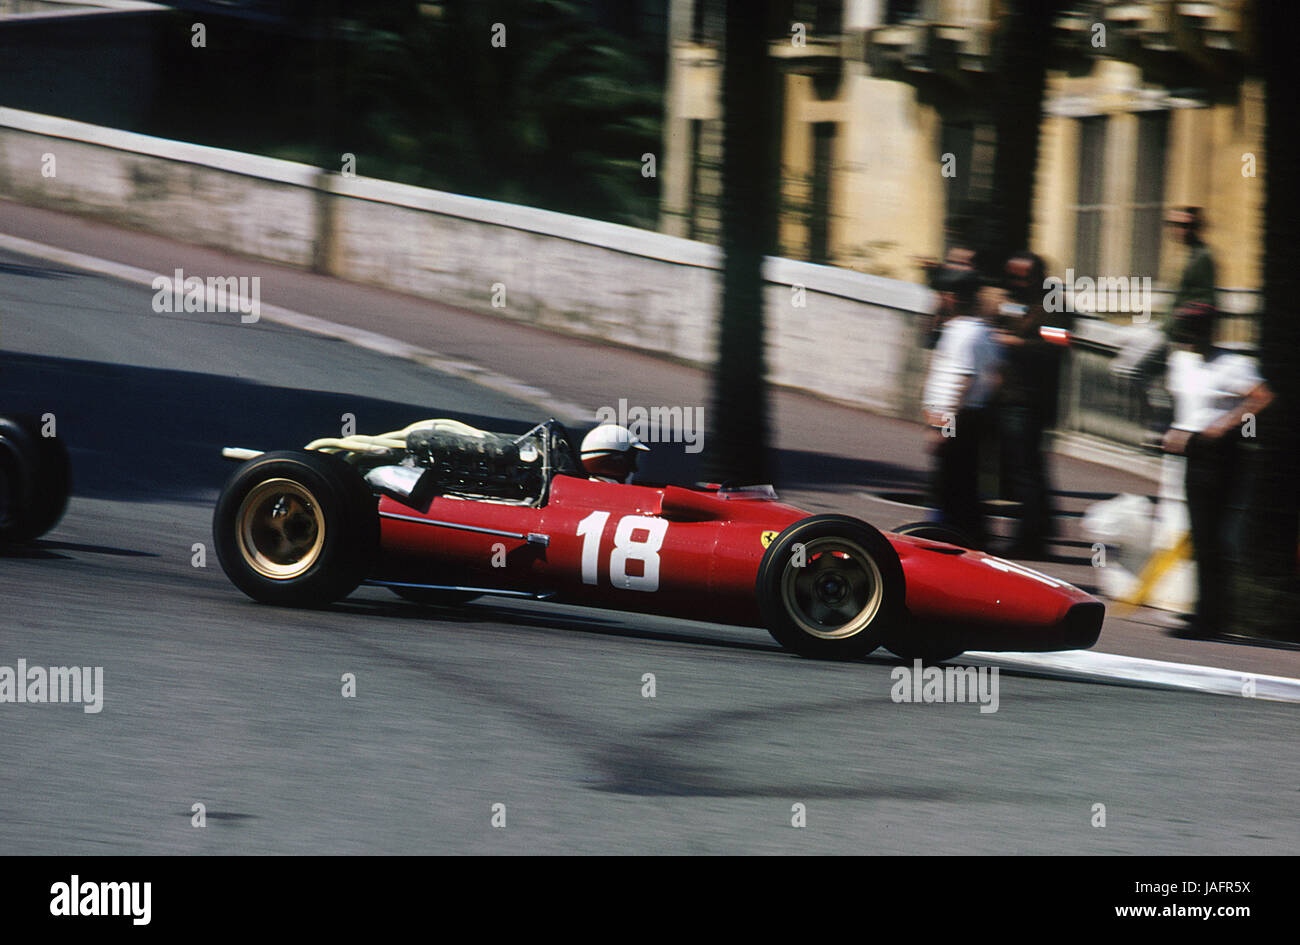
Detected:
left=660, top=0, right=1262, bottom=323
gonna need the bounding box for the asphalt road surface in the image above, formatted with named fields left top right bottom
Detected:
left=1, top=243, right=1297, bottom=854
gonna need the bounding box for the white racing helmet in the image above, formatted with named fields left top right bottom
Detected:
left=580, top=423, right=649, bottom=482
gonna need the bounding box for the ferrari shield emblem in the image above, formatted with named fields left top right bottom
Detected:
left=760, top=530, right=779, bottom=548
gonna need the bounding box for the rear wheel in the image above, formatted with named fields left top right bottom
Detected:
left=756, top=515, right=904, bottom=659
left=0, top=413, right=71, bottom=543
left=214, top=450, right=377, bottom=607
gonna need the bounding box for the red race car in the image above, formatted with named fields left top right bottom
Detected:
left=214, top=418, right=1103, bottom=661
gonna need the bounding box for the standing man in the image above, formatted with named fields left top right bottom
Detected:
left=915, top=220, right=977, bottom=349
left=1167, top=207, right=1217, bottom=316
left=922, top=268, right=1001, bottom=549
left=994, top=251, right=1058, bottom=558
left=1141, top=207, right=1220, bottom=441
left=1115, top=207, right=1221, bottom=444
left=1162, top=306, right=1273, bottom=638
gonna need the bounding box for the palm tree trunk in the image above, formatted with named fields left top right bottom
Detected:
left=987, top=0, right=1054, bottom=270
left=703, top=0, right=778, bottom=484
left=1237, top=0, right=1300, bottom=638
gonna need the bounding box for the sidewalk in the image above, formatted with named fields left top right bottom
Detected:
left=4, top=198, right=1296, bottom=679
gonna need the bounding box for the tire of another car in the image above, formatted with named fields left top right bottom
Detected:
left=214, top=450, right=378, bottom=607
left=0, top=413, right=71, bottom=543
left=755, top=514, right=904, bottom=660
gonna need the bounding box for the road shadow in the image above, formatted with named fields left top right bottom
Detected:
left=0, top=350, right=937, bottom=508
left=0, top=350, right=545, bottom=504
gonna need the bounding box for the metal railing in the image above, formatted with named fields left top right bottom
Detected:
left=1056, top=308, right=1260, bottom=449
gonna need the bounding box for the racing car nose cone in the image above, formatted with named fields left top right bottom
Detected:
left=1061, top=601, right=1105, bottom=649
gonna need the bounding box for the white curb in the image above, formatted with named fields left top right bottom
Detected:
left=961, top=648, right=1300, bottom=704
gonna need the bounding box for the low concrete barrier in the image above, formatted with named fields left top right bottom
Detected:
left=0, top=109, right=321, bottom=267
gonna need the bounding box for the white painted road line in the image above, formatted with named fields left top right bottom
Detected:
left=961, top=649, right=1300, bottom=704
left=0, top=233, right=596, bottom=426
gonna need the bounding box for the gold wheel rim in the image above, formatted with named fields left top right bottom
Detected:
left=237, top=479, right=326, bottom=580
left=779, top=536, right=884, bottom=640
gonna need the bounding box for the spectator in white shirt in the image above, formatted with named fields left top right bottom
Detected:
left=1162, top=303, right=1273, bottom=637
left=922, top=269, right=1001, bottom=548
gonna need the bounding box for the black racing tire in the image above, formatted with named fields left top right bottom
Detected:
left=214, top=450, right=378, bottom=607
left=892, top=521, right=975, bottom=548
left=0, top=413, right=71, bottom=543
left=389, top=586, right=481, bottom=607
left=756, top=514, right=905, bottom=660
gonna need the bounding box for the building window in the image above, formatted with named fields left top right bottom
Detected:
left=1130, top=110, right=1168, bottom=280
left=884, top=0, right=923, bottom=24
left=688, top=118, right=703, bottom=242
left=939, top=120, right=994, bottom=250
left=691, top=0, right=723, bottom=43
left=940, top=121, right=973, bottom=243
left=790, top=0, right=844, bottom=35
left=689, top=118, right=723, bottom=243
left=809, top=122, right=836, bottom=263
left=1073, top=116, right=1108, bottom=278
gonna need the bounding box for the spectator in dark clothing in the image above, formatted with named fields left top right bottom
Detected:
left=916, top=229, right=977, bottom=349
left=994, top=252, right=1057, bottom=558
left=1114, top=207, right=1220, bottom=447
left=1167, top=207, right=1217, bottom=315
left=1134, top=206, right=1221, bottom=443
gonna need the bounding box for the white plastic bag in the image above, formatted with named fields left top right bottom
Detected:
left=1082, top=494, right=1154, bottom=600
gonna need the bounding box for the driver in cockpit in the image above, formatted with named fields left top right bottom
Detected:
left=579, top=423, right=649, bottom=484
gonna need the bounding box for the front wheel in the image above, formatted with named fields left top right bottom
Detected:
left=756, top=515, right=905, bottom=659
left=214, top=450, right=378, bottom=607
